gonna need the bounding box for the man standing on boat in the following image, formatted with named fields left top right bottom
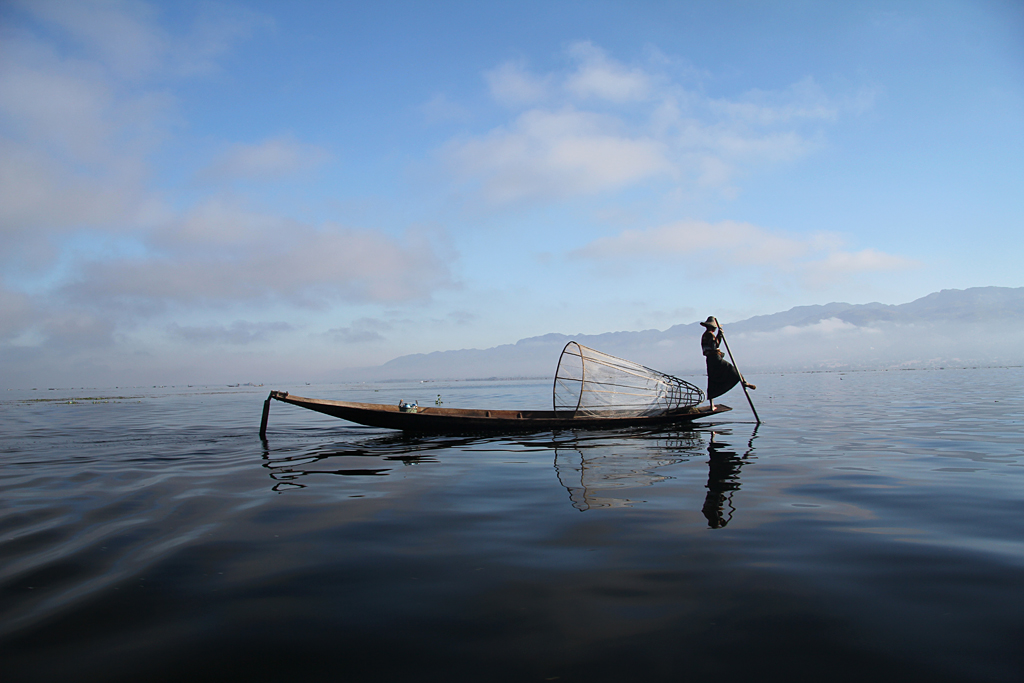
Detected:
left=701, top=316, right=755, bottom=410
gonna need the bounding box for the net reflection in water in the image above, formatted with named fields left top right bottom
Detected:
left=552, top=429, right=707, bottom=511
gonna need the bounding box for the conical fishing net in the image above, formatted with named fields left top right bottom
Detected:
left=553, top=342, right=705, bottom=417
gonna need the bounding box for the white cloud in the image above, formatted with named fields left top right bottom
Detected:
left=0, top=18, right=172, bottom=271
left=813, top=248, right=917, bottom=273
left=64, top=201, right=455, bottom=310
left=773, top=317, right=875, bottom=336
left=0, top=0, right=268, bottom=254
left=2, top=206, right=455, bottom=353
left=573, top=219, right=918, bottom=287
left=444, top=43, right=864, bottom=204
left=564, top=41, right=653, bottom=103
left=486, top=61, right=551, bottom=106
left=16, top=0, right=267, bottom=80
left=0, top=283, right=33, bottom=341
left=325, top=318, right=393, bottom=344
left=0, top=30, right=177, bottom=165
left=167, top=321, right=294, bottom=345
left=444, top=108, right=672, bottom=202
left=803, top=248, right=920, bottom=286
left=200, top=136, right=331, bottom=181
left=574, top=219, right=808, bottom=265
left=0, top=45, right=115, bottom=161
left=710, top=77, right=840, bottom=126
left=703, top=129, right=815, bottom=164
left=172, top=4, right=270, bottom=77
left=0, top=138, right=141, bottom=235
left=35, top=308, right=118, bottom=350
left=17, top=0, right=168, bottom=80
left=446, top=310, right=479, bottom=325
left=0, top=2, right=457, bottom=372
left=420, top=93, right=471, bottom=124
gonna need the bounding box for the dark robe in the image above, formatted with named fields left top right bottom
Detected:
left=701, top=328, right=740, bottom=399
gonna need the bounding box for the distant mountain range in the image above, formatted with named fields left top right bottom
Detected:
left=337, top=287, right=1024, bottom=381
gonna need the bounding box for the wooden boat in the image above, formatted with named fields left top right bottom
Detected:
left=260, top=342, right=730, bottom=435
left=263, top=390, right=730, bottom=434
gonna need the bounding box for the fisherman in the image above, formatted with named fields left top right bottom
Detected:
left=700, top=316, right=755, bottom=410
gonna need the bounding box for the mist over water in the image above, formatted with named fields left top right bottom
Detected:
left=2, top=369, right=1023, bottom=682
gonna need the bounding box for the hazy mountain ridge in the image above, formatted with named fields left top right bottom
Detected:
left=337, top=287, right=1024, bottom=381
left=724, top=287, right=1024, bottom=331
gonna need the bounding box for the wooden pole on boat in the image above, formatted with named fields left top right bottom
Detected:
left=259, top=394, right=272, bottom=440
left=714, top=318, right=761, bottom=425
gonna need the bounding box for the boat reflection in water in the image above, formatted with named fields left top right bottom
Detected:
left=261, top=427, right=758, bottom=527
left=552, top=430, right=703, bottom=511
left=260, top=433, right=454, bottom=492
left=553, top=427, right=758, bottom=527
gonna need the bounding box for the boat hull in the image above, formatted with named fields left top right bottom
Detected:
left=268, top=391, right=730, bottom=433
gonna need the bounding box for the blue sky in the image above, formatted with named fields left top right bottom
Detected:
left=1, top=0, right=1022, bottom=386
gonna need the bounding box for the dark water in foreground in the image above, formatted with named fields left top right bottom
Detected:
left=2, top=368, right=1023, bottom=682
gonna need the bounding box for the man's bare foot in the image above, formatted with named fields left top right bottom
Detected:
left=743, top=382, right=756, bottom=390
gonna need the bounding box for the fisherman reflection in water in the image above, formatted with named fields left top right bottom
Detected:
left=702, top=431, right=744, bottom=528
left=700, top=316, right=755, bottom=410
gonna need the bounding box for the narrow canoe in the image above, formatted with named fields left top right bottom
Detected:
left=265, top=390, right=730, bottom=434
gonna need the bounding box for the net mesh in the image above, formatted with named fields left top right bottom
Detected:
left=553, top=342, right=705, bottom=417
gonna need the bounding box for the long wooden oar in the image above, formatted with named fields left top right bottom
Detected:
left=714, top=317, right=761, bottom=425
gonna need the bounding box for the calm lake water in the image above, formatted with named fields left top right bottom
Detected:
left=2, top=368, right=1023, bottom=682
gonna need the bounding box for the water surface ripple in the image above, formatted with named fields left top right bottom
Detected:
left=2, top=369, right=1022, bottom=681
